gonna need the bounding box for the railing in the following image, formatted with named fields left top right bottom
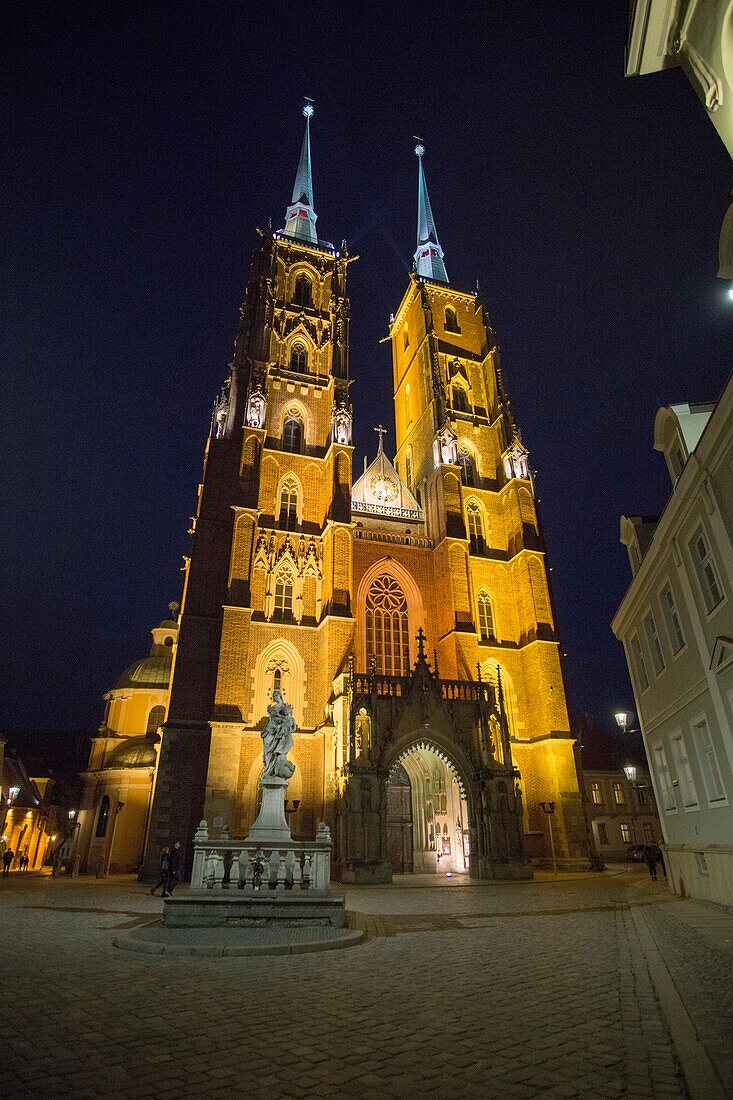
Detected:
left=351, top=500, right=423, bottom=522
left=190, top=821, right=332, bottom=893
left=354, top=528, right=432, bottom=549
left=352, top=671, right=495, bottom=706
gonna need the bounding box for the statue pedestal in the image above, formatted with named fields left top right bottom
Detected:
left=245, top=776, right=292, bottom=846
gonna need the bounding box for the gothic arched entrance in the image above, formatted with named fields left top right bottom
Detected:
left=387, top=742, right=470, bottom=875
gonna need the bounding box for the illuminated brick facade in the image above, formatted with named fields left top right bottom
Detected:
left=142, top=112, right=589, bottom=879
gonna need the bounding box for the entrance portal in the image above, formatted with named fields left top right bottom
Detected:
left=387, top=743, right=469, bottom=874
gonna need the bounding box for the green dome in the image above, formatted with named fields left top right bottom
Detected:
left=114, top=654, right=172, bottom=690
left=156, top=619, right=179, bottom=630
left=106, top=738, right=158, bottom=768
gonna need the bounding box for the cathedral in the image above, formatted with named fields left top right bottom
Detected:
left=79, top=105, right=590, bottom=880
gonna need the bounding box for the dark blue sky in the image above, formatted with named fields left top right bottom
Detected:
left=3, top=2, right=731, bottom=732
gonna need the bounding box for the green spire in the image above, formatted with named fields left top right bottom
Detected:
left=284, top=100, right=317, bottom=243
left=414, top=142, right=448, bottom=283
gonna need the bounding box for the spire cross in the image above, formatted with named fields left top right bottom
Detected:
left=374, top=424, right=387, bottom=450
left=416, top=626, right=427, bottom=661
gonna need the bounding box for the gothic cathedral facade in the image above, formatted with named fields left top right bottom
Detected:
left=142, top=107, right=590, bottom=881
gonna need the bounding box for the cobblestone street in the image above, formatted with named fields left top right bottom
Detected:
left=1, top=867, right=731, bottom=1098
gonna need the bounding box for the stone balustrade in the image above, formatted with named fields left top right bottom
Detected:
left=190, top=820, right=332, bottom=894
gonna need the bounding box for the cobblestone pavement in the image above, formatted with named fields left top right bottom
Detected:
left=1, top=867, right=726, bottom=1098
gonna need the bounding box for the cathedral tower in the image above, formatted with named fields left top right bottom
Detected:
left=142, top=113, right=589, bottom=880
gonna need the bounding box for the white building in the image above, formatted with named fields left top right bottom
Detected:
left=612, top=373, right=733, bottom=905
left=626, top=0, right=733, bottom=276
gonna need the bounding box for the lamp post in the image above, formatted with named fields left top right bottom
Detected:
left=623, top=764, right=641, bottom=845
left=539, top=801, right=557, bottom=874
left=615, top=712, right=641, bottom=735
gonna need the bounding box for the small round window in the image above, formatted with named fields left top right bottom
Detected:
left=164, top=636, right=174, bottom=647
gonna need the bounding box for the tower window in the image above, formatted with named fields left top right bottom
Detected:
left=365, top=574, right=410, bottom=677
left=290, top=343, right=309, bottom=373
left=95, top=795, right=110, bottom=839
left=294, top=274, right=313, bottom=308
left=403, top=324, right=410, bottom=350
left=405, top=384, right=412, bottom=427
left=444, top=307, right=461, bottom=334
left=273, top=668, right=282, bottom=695
left=274, top=574, right=294, bottom=620
left=452, top=385, right=470, bottom=413
left=283, top=417, right=303, bottom=453
left=405, top=448, right=413, bottom=491
left=477, top=591, right=495, bottom=641
left=278, top=478, right=299, bottom=529
left=466, top=503, right=485, bottom=554
left=457, top=448, right=475, bottom=487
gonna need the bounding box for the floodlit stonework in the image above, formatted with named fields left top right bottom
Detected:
left=80, top=105, right=591, bottom=882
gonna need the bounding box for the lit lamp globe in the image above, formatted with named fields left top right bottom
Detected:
left=614, top=712, right=628, bottom=733
left=623, top=764, right=637, bottom=784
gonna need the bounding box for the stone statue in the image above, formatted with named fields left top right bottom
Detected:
left=261, top=690, right=296, bottom=779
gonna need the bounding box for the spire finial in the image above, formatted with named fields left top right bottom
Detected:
left=413, top=139, right=448, bottom=284
left=283, top=100, right=318, bottom=244
left=374, top=424, right=387, bottom=453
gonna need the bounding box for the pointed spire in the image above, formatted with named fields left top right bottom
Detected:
left=284, top=100, right=318, bottom=244
left=414, top=141, right=448, bottom=283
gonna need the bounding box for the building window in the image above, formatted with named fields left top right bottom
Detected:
left=457, top=448, right=475, bottom=487
left=405, top=448, right=413, bottom=491
left=477, top=591, right=496, bottom=641
left=278, top=479, right=299, bottom=529
left=273, top=668, right=282, bottom=695
left=444, top=306, right=461, bottom=334
left=630, top=633, right=649, bottom=693
left=597, top=823, right=609, bottom=846
left=283, top=417, right=303, bottom=453
left=613, top=782, right=625, bottom=805
left=404, top=384, right=412, bottom=427
left=590, top=781, right=602, bottom=805
left=293, top=273, right=312, bottom=308
left=643, top=822, right=654, bottom=843
left=653, top=743, right=676, bottom=812
left=466, top=503, right=485, bottom=554
left=670, top=733, right=698, bottom=809
left=452, top=385, right=470, bottom=413
left=670, top=443, right=685, bottom=481
left=620, top=823, right=631, bottom=844
left=95, top=796, right=110, bottom=839
left=365, top=574, right=410, bottom=677
left=637, top=786, right=648, bottom=805
left=289, top=343, right=309, bottom=373
left=643, top=612, right=665, bottom=675
left=273, top=574, right=294, bottom=620
left=660, top=585, right=685, bottom=654
left=691, top=717, right=726, bottom=804
left=691, top=528, right=723, bottom=613
left=146, top=706, right=166, bottom=734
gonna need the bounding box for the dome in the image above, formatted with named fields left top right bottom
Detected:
left=113, top=654, right=173, bottom=690
left=106, top=738, right=158, bottom=769
left=156, top=619, right=179, bottom=630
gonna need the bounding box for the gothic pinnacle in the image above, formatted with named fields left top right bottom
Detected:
left=414, top=140, right=448, bottom=283
left=283, top=99, right=318, bottom=244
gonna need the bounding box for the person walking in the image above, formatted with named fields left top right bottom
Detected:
left=2, top=848, right=14, bottom=878
left=164, top=840, right=181, bottom=897
left=149, top=845, right=170, bottom=897
left=648, top=842, right=667, bottom=880
left=643, top=844, right=661, bottom=881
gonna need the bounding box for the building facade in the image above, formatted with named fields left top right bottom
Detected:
left=138, top=108, right=589, bottom=881
left=75, top=617, right=178, bottom=874
left=1, top=749, right=53, bottom=872
left=584, top=766, right=662, bottom=862
left=613, top=375, right=733, bottom=904
left=626, top=0, right=733, bottom=278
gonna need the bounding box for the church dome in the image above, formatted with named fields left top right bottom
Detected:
left=113, top=654, right=173, bottom=690
left=156, top=619, right=179, bottom=630
left=105, top=738, right=158, bottom=769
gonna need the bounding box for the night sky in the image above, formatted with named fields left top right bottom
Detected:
left=4, top=3, right=731, bottom=735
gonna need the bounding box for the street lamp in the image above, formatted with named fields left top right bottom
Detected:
left=623, top=764, right=637, bottom=784
left=615, top=712, right=640, bottom=734
left=539, top=801, right=557, bottom=874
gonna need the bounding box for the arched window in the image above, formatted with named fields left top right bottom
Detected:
left=452, top=385, right=470, bottom=413
left=445, top=306, right=460, bottom=334
left=404, top=384, right=412, bottom=427
left=457, top=448, right=475, bottom=487
left=290, top=343, right=308, bottom=373
left=274, top=573, right=294, bottom=620
left=366, top=574, right=410, bottom=677
left=95, top=795, right=110, bottom=839
left=283, top=417, right=303, bottom=453
left=273, top=668, right=282, bottom=695
left=278, top=478, right=299, bottom=529
left=293, top=274, right=312, bottom=308
left=403, top=324, right=410, bottom=350
left=466, top=503, right=485, bottom=554
left=477, top=591, right=496, bottom=641
left=146, top=705, right=166, bottom=734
